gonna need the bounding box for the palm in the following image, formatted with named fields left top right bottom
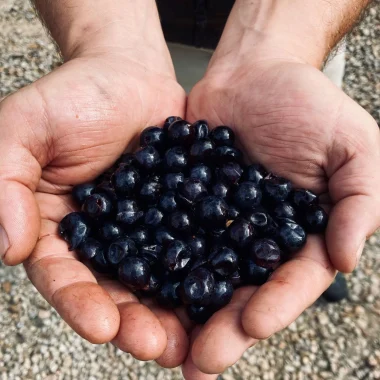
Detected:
left=36, top=54, right=185, bottom=185
left=189, top=61, right=345, bottom=190
left=183, top=61, right=380, bottom=375
left=1, top=54, right=189, bottom=366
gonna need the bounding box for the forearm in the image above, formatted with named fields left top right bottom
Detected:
left=33, top=0, right=165, bottom=60
left=210, top=0, right=371, bottom=68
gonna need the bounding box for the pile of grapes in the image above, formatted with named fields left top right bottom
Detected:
left=59, top=117, right=328, bottom=324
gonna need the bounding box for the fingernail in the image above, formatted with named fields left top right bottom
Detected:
left=355, top=239, right=365, bottom=263
left=0, top=224, right=10, bottom=259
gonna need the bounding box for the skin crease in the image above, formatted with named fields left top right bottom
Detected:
left=0, top=0, right=379, bottom=379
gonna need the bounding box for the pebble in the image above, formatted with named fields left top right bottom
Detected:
left=2, top=281, right=12, bottom=293
left=368, top=355, right=379, bottom=367
left=355, top=305, right=365, bottom=314
left=221, top=375, right=235, bottom=380
left=38, top=310, right=51, bottom=319
left=317, top=312, right=329, bottom=325
left=369, top=235, right=378, bottom=245
left=0, top=1, right=379, bottom=380
left=8, top=304, right=20, bottom=314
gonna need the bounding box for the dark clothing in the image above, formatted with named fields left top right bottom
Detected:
left=156, top=0, right=234, bottom=49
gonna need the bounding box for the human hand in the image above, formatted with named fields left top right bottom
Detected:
left=183, top=44, right=380, bottom=379
left=0, top=24, right=193, bottom=367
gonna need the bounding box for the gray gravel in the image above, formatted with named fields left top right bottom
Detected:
left=343, top=3, right=380, bottom=125
left=1, top=1, right=380, bottom=379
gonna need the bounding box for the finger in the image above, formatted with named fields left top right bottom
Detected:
left=144, top=302, right=189, bottom=368
left=24, top=219, right=120, bottom=344
left=174, top=307, right=195, bottom=333
left=100, top=281, right=168, bottom=361
left=242, top=235, right=335, bottom=340
left=324, top=100, right=380, bottom=272
left=327, top=195, right=379, bottom=272
left=111, top=304, right=167, bottom=361
left=327, top=158, right=380, bottom=272
left=190, top=288, right=258, bottom=375
left=182, top=327, right=219, bottom=380
left=40, top=193, right=168, bottom=359
left=0, top=180, right=40, bottom=265
left=0, top=94, right=45, bottom=265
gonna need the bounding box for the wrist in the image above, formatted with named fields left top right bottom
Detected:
left=207, top=0, right=368, bottom=74
left=35, top=0, right=169, bottom=64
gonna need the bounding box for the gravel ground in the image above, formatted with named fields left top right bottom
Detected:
left=0, top=1, right=379, bottom=379
left=343, top=3, right=380, bottom=124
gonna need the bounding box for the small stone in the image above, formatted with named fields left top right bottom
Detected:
left=368, top=355, right=379, bottom=367
left=221, top=375, right=235, bottom=380
left=2, top=282, right=11, bottom=293
left=368, top=235, right=377, bottom=245
left=302, top=356, right=310, bottom=364
left=9, top=304, right=20, bottom=314
left=318, top=360, right=329, bottom=369
left=38, top=310, right=51, bottom=319
left=62, top=355, right=72, bottom=369
left=259, top=359, right=270, bottom=371
left=320, top=371, right=334, bottom=379
left=303, top=364, right=312, bottom=374
left=357, top=317, right=368, bottom=329
left=288, top=321, right=297, bottom=331
left=247, top=354, right=255, bottom=366
left=317, top=312, right=329, bottom=325
left=284, top=364, right=295, bottom=372
left=45, top=375, right=58, bottom=380
left=355, top=305, right=365, bottom=314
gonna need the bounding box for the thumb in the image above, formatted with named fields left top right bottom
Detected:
left=326, top=118, right=380, bottom=273
left=0, top=92, right=45, bottom=265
